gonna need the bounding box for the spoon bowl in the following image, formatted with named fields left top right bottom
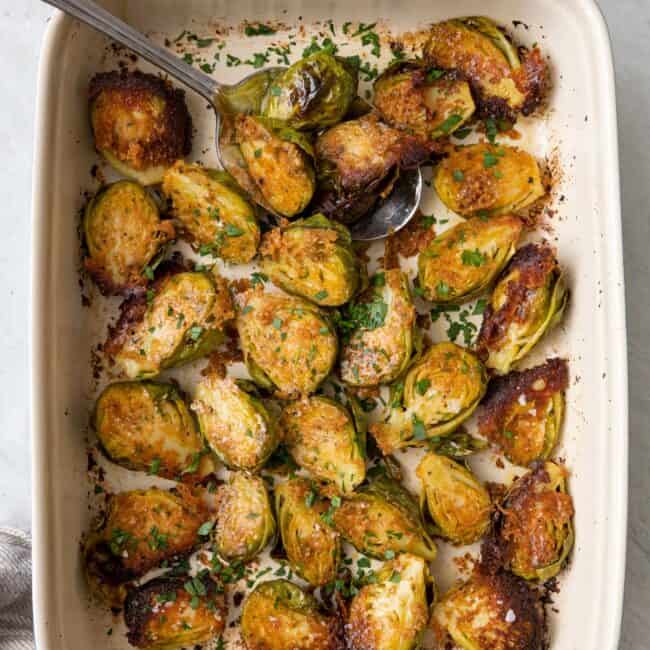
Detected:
left=43, top=0, right=422, bottom=240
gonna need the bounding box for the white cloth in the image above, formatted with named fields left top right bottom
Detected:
left=0, top=529, right=33, bottom=650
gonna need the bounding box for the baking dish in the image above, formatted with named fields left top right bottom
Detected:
left=30, top=1, right=627, bottom=648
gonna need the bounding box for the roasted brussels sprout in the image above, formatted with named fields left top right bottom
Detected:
left=236, top=290, right=338, bottom=398
left=275, top=478, right=341, bottom=587
left=234, top=114, right=316, bottom=217
left=346, top=553, right=430, bottom=650
left=416, top=453, right=491, bottom=545
left=478, top=358, right=568, bottom=466
left=83, top=180, right=174, bottom=295
left=340, top=269, right=416, bottom=387
left=192, top=374, right=278, bottom=471
left=279, top=397, right=365, bottom=494
left=417, top=215, right=523, bottom=303
left=161, top=161, right=259, bottom=263
left=374, top=61, right=475, bottom=140
left=213, top=472, right=276, bottom=562
left=434, top=143, right=545, bottom=218
left=123, top=573, right=226, bottom=649
left=370, top=342, right=487, bottom=455
left=106, top=266, right=234, bottom=379
left=424, top=17, right=549, bottom=119
left=261, top=52, right=357, bottom=130
left=89, top=70, right=192, bottom=185
left=241, top=579, right=343, bottom=649
left=314, top=113, right=430, bottom=223
left=332, top=474, right=437, bottom=561
left=93, top=380, right=211, bottom=480
left=260, top=214, right=361, bottom=306
left=476, top=244, right=568, bottom=375
left=431, top=570, right=546, bottom=650
left=82, top=486, right=210, bottom=608
left=498, top=461, right=574, bottom=581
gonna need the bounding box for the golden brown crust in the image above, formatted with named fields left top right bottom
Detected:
left=89, top=70, right=192, bottom=171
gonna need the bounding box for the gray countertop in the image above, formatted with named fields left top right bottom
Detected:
left=1, top=1, right=647, bottom=647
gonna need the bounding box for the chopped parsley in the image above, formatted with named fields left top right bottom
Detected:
left=461, top=248, right=486, bottom=267
left=244, top=23, right=276, bottom=36
left=437, top=113, right=463, bottom=135
left=453, top=169, right=465, bottom=182
left=412, top=414, right=427, bottom=441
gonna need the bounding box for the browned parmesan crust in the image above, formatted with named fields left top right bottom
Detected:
left=89, top=70, right=192, bottom=172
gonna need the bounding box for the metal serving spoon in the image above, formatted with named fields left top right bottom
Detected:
left=43, top=0, right=422, bottom=241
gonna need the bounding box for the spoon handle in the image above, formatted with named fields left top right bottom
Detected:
left=42, top=0, right=221, bottom=102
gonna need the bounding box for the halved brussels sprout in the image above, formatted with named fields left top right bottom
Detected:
left=416, top=453, right=491, bottom=545
left=370, top=342, right=487, bottom=455
left=314, top=113, right=430, bottom=223
left=83, top=181, right=174, bottom=295
left=261, top=52, right=357, bottom=130
left=106, top=267, right=234, bottom=379
left=346, top=553, right=430, bottom=650
left=260, top=214, right=361, bottom=307
left=89, top=70, right=192, bottom=185
left=241, top=579, right=343, bottom=649
left=192, top=374, right=278, bottom=471
left=340, top=269, right=416, bottom=387
left=236, top=290, right=338, bottom=398
left=434, top=143, right=545, bottom=218
left=275, top=478, right=341, bottom=587
left=123, top=573, right=226, bottom=649
left=234, top=114, right=316, bottom=217
left=499, top=461, right=574, bottom=581
left=332, top=474, right=437, bottom=561
left=374, top=61, right=475, bottom=140
left=161, top=161, right=259, bottom=263
left=431, top=570, right=546, bottom=650
left=213, top=472, right=276, bottom=562
left=82, top=486, right=210, bottom=608
left=417, top=215, right=523, bottom=303
left=279, top=397, right=365, bottom=494
left=476, top=243, right=568, bottom=375
left=478, top=358, right=568, bottom=466
left=93, top=380, right=211, bottom=480
left=424, top=17, right=549, bottom=119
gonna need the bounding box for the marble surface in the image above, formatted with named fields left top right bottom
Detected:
left=0, top=1, right=647, bottom=647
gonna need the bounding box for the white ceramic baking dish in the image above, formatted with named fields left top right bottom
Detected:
left=31, top=1, right=627, bottom=648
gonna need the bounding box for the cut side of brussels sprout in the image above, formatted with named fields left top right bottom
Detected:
left=106, top=267, right=234, bottom=379
left=424, top=17, right=549, bottom=119
left=478, top=358, right=569, bottom=466
left=370, top=342, right=487, bottom=455
left=89, top=71, right=192, bottom=185
left=314, top=113, right=431, bottom=223
left=123, top=574, right=226, bottom=649
left=498, top=461, right=574, bottom=581
left=374, top=61, right=475, bottom=140
left=261, top=52, right=357, bottom=130
left=275, top=478, right=341, bottom=587
left=161, top=161, right=259, bottom=263
left=476, top=243, right=568, bottom=375
left=346, top=553, right=430, bottom=650
left=416, top=453, right=491, bottom=545
left=213, top=472, right=276, bottom=562
left=431, top=570, right=546, bottom=650
left=236, top=290, right=338, bottom=398
left=93, top=381, right=211, bottom=480
left=241, top=579, right=343, bottom=650
left=434, top=143, right=545, bottom=218
left=192, top=374, right=278, bottom=471
left=417, top=215, right=523, bottom=303
left=82, top=486, right=210, bottom=608
left=333, top=474, right=437, bottom=561
left=260, top=214, right=361, bottom=306
left=340, top=269, right=416, bottom=387
left=84, top=181, right=174, bottom=295
left=235, top=115, right=316, bottom=217
left=279, top=397, right=365, bottom=494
